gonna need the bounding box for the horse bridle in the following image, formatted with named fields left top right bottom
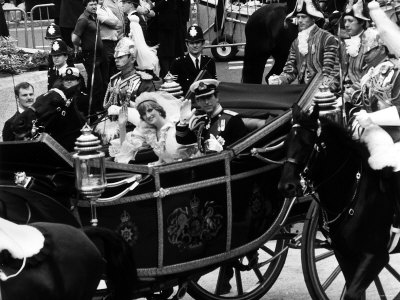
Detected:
left=285, top=122, right=362, bottom=229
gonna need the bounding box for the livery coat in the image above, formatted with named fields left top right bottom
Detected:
left=169, top=54, right=217, bottom=95
left=280, top=25, right=338, bottom=84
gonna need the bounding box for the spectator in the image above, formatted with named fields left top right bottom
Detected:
left=59, top=0, right=84, bottom=48
left=97, top=0, right=122, bottom=81
left=72, top=0, right=107, bottom=112
left=103, top=0, right=124, bottom=39
left=150, top=0, right=186, bottom=78
left=170, top=25, right=217, bottom=96
left=0, top=3, right=9, bottom=37
left=176, top=79, right=248, bottom=152
left=121, top=0, right=148, bottom=40
left=268, top=0, right=338, bottom=86
left=2, top=82, right=35, bottom=141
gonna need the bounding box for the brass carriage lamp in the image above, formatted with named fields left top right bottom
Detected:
left=73, top=123, right=106, bottom=226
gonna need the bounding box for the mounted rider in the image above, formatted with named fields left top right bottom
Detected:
left=97, top=37, right=156, bottom=142
left=268, top=0, right=338, bottom=87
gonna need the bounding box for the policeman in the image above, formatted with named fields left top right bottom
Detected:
left=176, top=79, right=247, bottom=152
left=169, top=25, right=217, bottom=96
left=48, top=39, right=76, bottom=90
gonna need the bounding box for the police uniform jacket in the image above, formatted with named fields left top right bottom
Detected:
left=280, top=25, right=338, bottom=84
left=169, top=54, right=217, bottom=95
left=175, top=108, right=248, bottom=148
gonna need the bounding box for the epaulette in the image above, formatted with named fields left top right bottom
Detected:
left=223, top=109, right=238, bottom=116
left=136, top=70, right=153, bottom=80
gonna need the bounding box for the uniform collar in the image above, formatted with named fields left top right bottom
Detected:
left=210, top=104, right=223, bottom=118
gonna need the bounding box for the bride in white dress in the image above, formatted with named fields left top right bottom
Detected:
left=110, top=91, right=198, bottom=165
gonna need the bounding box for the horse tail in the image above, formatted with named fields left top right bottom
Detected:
left=84, top=226, right=137, bottom=300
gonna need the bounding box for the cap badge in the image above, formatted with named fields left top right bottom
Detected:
left=48, top=25, right=55, bottom=35
left=189, top=26, right=197, bottom=37
left=52, top=41, right=60, bottom=51
left=198, top=82, right=207, bottom=91
left=66, top=68, right=73, bottom=75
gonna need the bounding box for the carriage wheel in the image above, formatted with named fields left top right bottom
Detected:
left=211, top=35, right=238, bottom=62
left=301, top=201, right=400, bottom=300
left=186, top=216, right=305, bottom=300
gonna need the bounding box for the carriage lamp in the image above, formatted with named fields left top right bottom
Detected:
left=73, top=123, right=106, bottom=226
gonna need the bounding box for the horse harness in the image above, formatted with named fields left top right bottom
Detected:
left=285, top=122, right=362, bottom=233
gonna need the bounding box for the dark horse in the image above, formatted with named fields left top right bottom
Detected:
left=11, top=84, right=89, bottom=152
left=0, top=218, right=137, bottom=300
left=242, top=0, right=346, bottom=84
left=278, top=105, right=395, bottom=300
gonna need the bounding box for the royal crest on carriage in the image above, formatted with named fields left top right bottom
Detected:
left=116, top=210, right=138, bottom=246
left=167, top=195, right=223, bottom=251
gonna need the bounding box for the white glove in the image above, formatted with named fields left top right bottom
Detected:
left=268, top=74, right=282, bottom=85
left=205, top=134, right=223, bottom=152
left=180, top=99, right=196, bottom=125
left=354, top=110, right=375, bottom=128
left=108, top=105, right=121, bottom=116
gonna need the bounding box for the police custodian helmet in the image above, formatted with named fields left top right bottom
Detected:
left=185, top=25, right=205, bottom=43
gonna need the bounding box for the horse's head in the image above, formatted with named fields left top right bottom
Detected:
left=12, top=89, right=70, bottom=140
left=278, top=104, right=320, bottom=197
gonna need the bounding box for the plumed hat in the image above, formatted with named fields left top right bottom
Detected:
left=50, top=39, right=68, bottom=56
left=45, top=23, right=62, bottom=40
left=186, top=25, right=205, bottom=43
left=190, top=79, right=220, bottom=99
left=287, top=0, right=324, bottom=19
left=344, top=0, right=370, bottom=21
left=61, top=67, right=80, bottom=80
left=114, top=37, right=136, bottom=58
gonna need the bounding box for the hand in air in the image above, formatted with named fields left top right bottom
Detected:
left=268, top=75, right=282, bottom=85
left=180, top=99, right=196, bottom=125
left=108, top=105, right=121, bottom=116
left=118, top=105, right=128, bottom=127
left=205, top=134, right=223, bottom=153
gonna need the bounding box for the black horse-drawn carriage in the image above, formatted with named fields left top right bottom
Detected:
left=1, top=74, right=400, bottom=300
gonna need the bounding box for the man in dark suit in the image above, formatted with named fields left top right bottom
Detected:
left=2, top=82, right=35, bottom=141
left=169, top=25, right=217, bottom=96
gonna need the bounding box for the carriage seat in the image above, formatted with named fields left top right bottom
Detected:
left=0, top=217, right=44, bottom=260
left=242, top=117, right=267, bottom=132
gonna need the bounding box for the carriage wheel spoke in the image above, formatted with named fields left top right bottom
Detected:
left=253, top=266, right=264, bottom=282
left=385, top=264, right=400, bottom=282
left=234, top=267, right=244, bottom=295
left=373, top=277, right=387, bottom=300
left=339, top=285, right=347, bottom=300
left=322, top=265, right=341, bottom=290
left=260, top=245, right=275, bottom=256
left=315, top=250, right=335, bottom=262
